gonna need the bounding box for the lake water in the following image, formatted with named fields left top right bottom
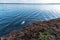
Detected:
left=0, top=4, right=60, bottom=36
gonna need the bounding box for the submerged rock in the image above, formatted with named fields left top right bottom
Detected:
left=0, top=18, right=60, bottom=40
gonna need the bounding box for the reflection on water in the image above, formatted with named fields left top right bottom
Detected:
left=0, top=4, right=60, bottom=36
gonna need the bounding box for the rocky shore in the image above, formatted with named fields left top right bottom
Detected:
left=0, top=18, right=60, bottom=40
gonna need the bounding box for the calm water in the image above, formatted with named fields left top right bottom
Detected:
left=0, top=4, right=60, bottom=36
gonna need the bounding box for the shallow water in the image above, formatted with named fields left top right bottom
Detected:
left=0, top=4, right=60, bottom=36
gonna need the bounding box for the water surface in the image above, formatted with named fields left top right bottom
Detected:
left=0, top=4, right=60, bottom=36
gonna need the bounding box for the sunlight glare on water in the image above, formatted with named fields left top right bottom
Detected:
left=0, top=4, right=60, bottom=36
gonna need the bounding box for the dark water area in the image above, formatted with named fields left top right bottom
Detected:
left=0, top=4, right=60, bottom=36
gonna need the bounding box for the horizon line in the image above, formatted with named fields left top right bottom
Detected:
left=0, top=3, right=60, bottom=5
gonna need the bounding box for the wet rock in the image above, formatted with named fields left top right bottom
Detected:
left=0, top=18, right=60, bottom=40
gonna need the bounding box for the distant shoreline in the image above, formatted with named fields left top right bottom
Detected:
left=0, top=3, right=60, bottom=5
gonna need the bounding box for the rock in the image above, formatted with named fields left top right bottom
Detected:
left=1, top=18, right=60, bottom=40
